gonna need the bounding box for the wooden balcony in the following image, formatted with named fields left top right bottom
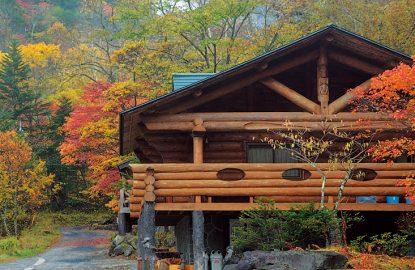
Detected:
left=128, top=163, right=415, bottom=218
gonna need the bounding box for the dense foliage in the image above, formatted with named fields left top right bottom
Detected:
left=351, top=233, right=409, bottom=257
left=0, top=131, right=53, bottom=236
left=232, top=202, right=339, bottom=252
left=353, top=60, right=415, bottom=202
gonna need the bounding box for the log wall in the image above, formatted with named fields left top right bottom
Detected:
left=128, top=163, right=415, bottom=217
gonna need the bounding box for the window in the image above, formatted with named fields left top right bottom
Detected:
left=247, top=143, right=303, bottom=179
left=247, top=144, right=297, bottom=163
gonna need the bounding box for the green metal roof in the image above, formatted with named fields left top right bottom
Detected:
left=172, top=73, right=215, bottom=91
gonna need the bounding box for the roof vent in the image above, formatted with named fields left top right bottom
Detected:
left=172, top=73, right=215, bottom=91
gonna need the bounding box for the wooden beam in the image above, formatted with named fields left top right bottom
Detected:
left=130, top=162, right=415, bottom=173
left=328, top=79, right=371, bottom=114
left=143, top=112, right=392, bottom=123
left=153, top=202, right=415, bottom=212
left=317, top=46, right=329, bottom=114
left=135, top=170, right=413, bottom=181
left=261, top=78, right=321, bottom=114
left=144, top=120, right=405, bottom=132
left=328, top=51, right=384, bottom=74
left=161, top=50, right=319, bottom=114
left=152, top=187, right=406, bottom=197
left=149, top=179, right=401, bottom=189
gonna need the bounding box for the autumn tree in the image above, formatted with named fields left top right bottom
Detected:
left=266, top=121, right=375, bottom=210
left=0, top=41, right=49, bottom=138
left=0, top=131, right=53, bottom=236
left=60, top=81, right=148, bottom=208
left=352, top=61, right=415, bottom=202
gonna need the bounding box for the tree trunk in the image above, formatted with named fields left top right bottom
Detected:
left=320, top=175, right=327, bottom=208
left=13, top=215, right=18, bottom=237
left=1, top=210, right=10, bottom=236
left=335, top=171, right=352, bottom=210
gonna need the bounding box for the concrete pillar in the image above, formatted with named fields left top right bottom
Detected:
left=192, top=211, right=205, bottom=270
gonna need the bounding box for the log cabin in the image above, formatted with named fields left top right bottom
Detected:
left=118, top=25, right=415, bottom=268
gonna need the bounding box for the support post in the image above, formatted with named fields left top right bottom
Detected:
left=138, top=168, right=157, bottom=270
left=192, top=211, right=205, bottom=270
left=317, top=46, right=329, bottom=114
left=192, top=118, right=206, bottom=164
left=138, top=202, right=156, bottom=270
left=192, top=119, right=206, bottom=270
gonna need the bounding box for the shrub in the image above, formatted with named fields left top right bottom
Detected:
left=397, top=212, right=415, bottom=240
left=231, top=201, right=339, bottom=252
left=0, top=237, right=19, bottom=256
left=351, top=233, right=409, bottom=257
left=156, top=227, right=175, bottom=249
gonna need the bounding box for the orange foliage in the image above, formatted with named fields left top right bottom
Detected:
left=353, top=59, right=415, bottom=202
left=60, top=81, right=148, bottom=205
left=0, top=130, right=53, bottom=235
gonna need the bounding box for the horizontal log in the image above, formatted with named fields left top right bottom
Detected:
left=262, top=196, right=356, bottom=203
left=130, top=163, right=415, bottom=173
left=144, top=120, right=404, bottom=132
left=129, top=196, right=143, bottom=203
left=153, top=202, right=415, bottom=212
left=133, top=181, right=145, bottom=189
left=130, top=204, right=143, bottom=212
left=148, top=187, right=406, bottom=197
left=146, top=179, right=400, bottom=189
left=133, top=170, right=412, bottom=181
left=142, top=112, right=391, bottom=123
left=132, top=190, right=145, bottom=196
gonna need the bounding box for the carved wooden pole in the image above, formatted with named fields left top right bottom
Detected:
left=192, top=119, right=205, bottom=270
left=138, top=168, right=156, bottom=270
left=317, top=46, right=329, bottom=114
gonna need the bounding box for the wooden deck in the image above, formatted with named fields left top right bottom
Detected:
left=128, top=162, right=415, bottom=217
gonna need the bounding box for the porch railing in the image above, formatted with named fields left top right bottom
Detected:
left=128, top=163, right=415, bottom=217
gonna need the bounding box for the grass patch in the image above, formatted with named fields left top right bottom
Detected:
left=0, top=208, right=113, bottom=263
left=0, top=211, right=61, bottom=263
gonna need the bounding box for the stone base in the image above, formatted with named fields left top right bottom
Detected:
left=223, top=250, right=348, bottom=270
left=108, top=233, right=137, bottom=257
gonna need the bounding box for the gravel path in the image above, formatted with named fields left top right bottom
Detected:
left=0, top=227, right=137, bottom=270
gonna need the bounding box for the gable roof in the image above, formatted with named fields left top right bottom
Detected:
left=120, top=24, right=412, bottom=155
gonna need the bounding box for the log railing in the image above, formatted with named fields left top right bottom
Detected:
left=128, top=163, right=415, bottom=217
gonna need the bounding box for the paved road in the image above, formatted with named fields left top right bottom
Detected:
left=0, top=228, right=137, bottom=270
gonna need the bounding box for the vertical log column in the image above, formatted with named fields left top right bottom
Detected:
left=192, top=118, right=206, bottom=270
left=192, top=118, right=206, bottom=164
left=138, top=168, right=156, bottom=270
left=317, top=46, right=329, bottom=114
